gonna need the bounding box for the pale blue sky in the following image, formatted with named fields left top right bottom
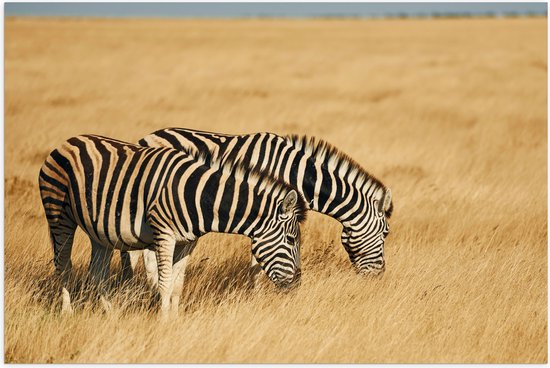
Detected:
left=4, top=2, right=548, bottom=18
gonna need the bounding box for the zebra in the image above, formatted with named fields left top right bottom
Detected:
left=38, top=134, right=306, bottom=317
left=123, top=128, right=392, bottom=281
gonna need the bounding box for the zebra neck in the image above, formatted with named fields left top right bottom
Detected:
left=240, top=140, right=371, bottom=227
left=176, top=169, right=266, bottom=239
left=306, top=162, right=369, bottom=224
left=266, top=147, right=365, bottom=224
left=206, top=188, right=262, bottom=237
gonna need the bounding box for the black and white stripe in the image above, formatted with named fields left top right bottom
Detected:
left=39, top=134, right=306, bottom=316
left=138, top=128, right=392, bottom=276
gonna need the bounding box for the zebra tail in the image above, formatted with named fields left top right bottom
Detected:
left=38, top=151, right=73, bottom=261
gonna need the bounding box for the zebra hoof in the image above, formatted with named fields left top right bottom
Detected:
left=170, top=296, right=180, bottom=317
left=99, top=295, right=112, bottom=313
left=158, top=310, right=171, bottom=322
left=61, top=305, right=74, bottom=316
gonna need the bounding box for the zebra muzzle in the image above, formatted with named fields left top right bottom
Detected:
left=273, top=268, right=301, bottom=289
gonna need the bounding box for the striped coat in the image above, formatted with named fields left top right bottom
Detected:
left=39, top=134, right=306, bottom=316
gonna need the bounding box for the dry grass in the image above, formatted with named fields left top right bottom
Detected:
left=4, top=16, right=547, bottom=363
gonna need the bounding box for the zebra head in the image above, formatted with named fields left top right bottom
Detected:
left=341, top=187, right=393, bottom=276
left=251, top=189, right=306, bottom=289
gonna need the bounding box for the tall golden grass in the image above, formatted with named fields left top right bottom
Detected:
left=4, top=17, right=547, bottom=363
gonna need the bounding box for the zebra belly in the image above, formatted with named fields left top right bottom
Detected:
left=135, top=220, right=155, bottom=246
left=73, top=207, right=155, bottom=251
left=109, top=216, right=156, bottom=251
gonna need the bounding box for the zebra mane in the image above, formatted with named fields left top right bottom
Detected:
left=191, top=150, right=308, bottom=223
left=285, top=134, right=391, bottom=216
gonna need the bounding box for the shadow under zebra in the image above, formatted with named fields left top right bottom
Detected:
left=31, top=255, right=276, bottom=316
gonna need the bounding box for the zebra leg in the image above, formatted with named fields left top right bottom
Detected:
left=89, top=241, right=113, bottom=312
left=48, top=213, right=77, bottom=315
left=154, top=236, right=176, bottom=319
left=143, top=248, right=159, bottom=290
left=170, top=240, right=197, bottom=316
left=120, top=250, right=142, bottom=282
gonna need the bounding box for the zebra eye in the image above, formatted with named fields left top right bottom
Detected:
left=286, top=235, right=295, bottom=244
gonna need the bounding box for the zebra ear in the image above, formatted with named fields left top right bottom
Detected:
left=378, top=188, right=392, bottom=213
left=282, top=190, right=298, bottom=215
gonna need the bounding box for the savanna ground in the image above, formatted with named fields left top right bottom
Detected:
left=4, top=16, right=547, bottom=363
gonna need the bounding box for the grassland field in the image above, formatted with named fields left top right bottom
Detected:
left=4, top=16, right=548, bottom=363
